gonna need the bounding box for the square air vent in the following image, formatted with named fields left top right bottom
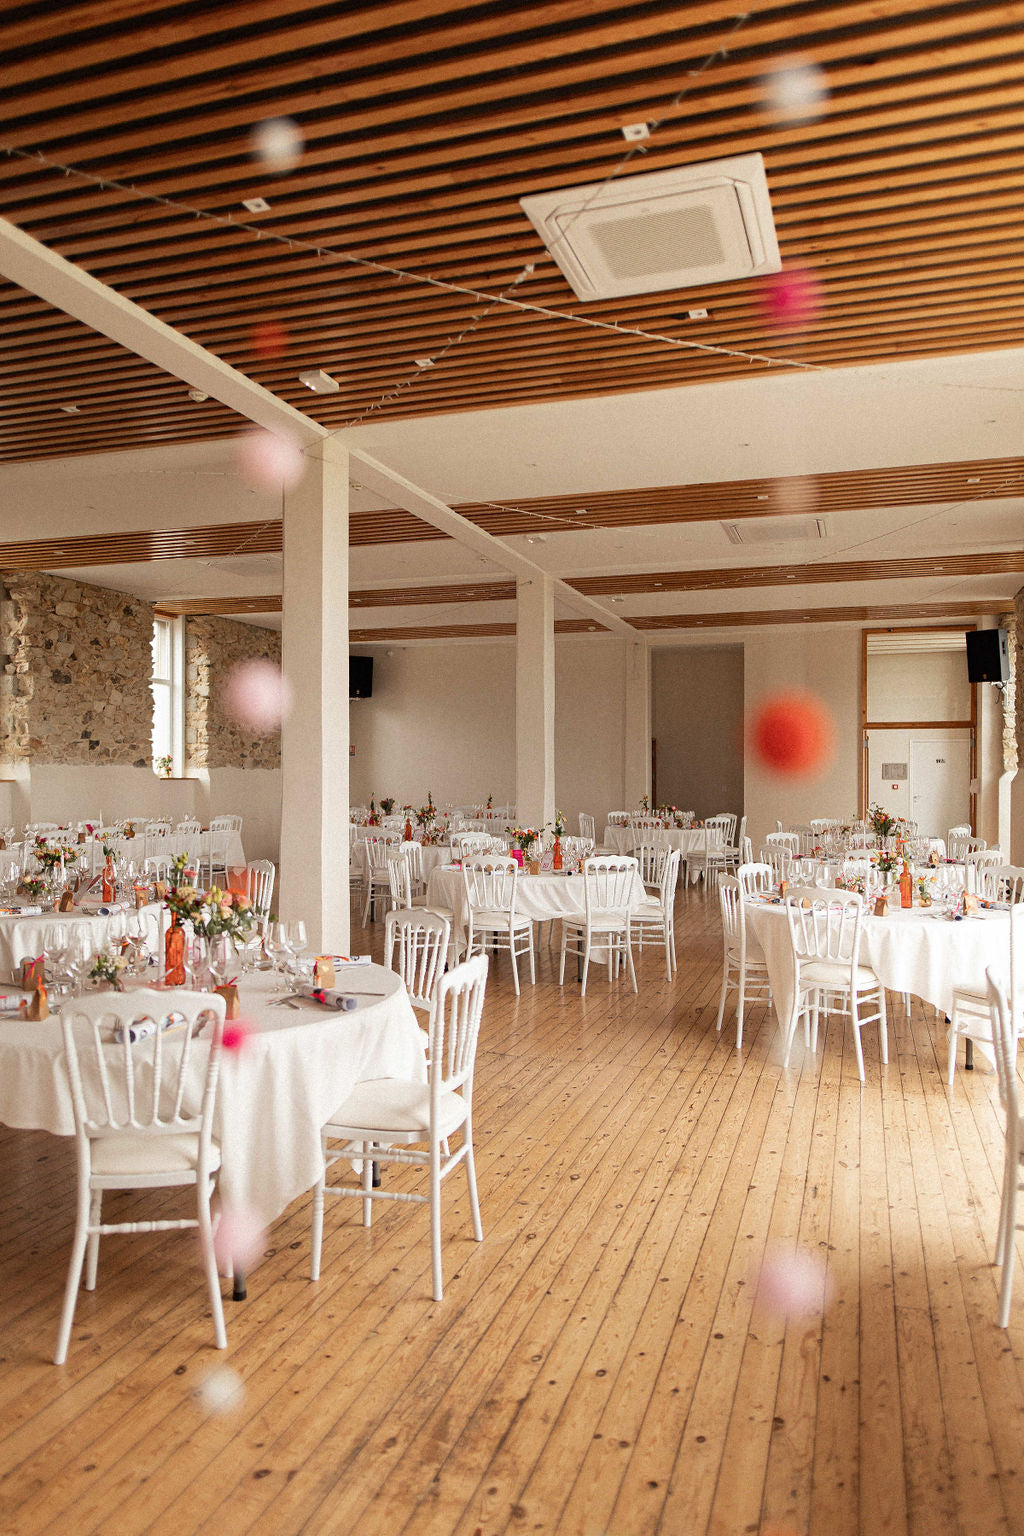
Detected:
left=722, top=516, right=831, bottom=545
left=520, top=154, right=781, bottom=302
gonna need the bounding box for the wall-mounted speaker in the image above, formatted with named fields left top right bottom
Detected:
left=965, top=628, right=1009, bottom=684
left=349, top=655, right=373, bottom=698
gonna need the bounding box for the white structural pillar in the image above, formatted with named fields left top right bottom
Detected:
left=515, top=574, right=556, bottom=831
left=623, top=639, right=652, bottom=809
left=280, top=439, right=351, bottom=952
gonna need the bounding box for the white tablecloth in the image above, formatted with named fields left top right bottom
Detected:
left=0, top=966, right=424, bottom=1226
left=745, top=898, right=1012, bottom=1046
left=350, top=842, right=452, bottom=880
left=0, top=901, right=163, bottom=981
left=602, top=825, right=707, bottom=880
left=426, top=864, right=646, bottom=946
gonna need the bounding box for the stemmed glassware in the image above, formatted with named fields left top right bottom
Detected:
left=266, top=923, right=293, bottom=990
left=285, top=920, right=308, bottom=981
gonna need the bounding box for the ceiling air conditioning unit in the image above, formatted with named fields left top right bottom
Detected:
left=520, top=153, right=781, bottom=302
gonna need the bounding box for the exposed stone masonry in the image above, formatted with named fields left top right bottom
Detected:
left=0, top=572, right=282, bottom=771
left=185, top=614, right=282, bottom=769
left=0, top=571, right=153, bottom=765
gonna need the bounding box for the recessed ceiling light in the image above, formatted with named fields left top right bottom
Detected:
left=687, top=307, right=710, bottom=319
left=59, top=404, right=80, bottom=414
left=786, top=573, right=797, bottom=579
left=242, top=197, right=271, bottom=214
left=414, top=357, right=435, bottom=369
left=755, top=494, right=769, bottom=501
left=187, top=388, right=209, bottom=402
left=611, top=596, right=625, bottom=604
left=298, top=369, right=340, bottom=394
left=574, top=508, right=588, bottom=516
left=966, top=476, right=981, bottom=484
left=620, top=121, right=651, bottom=141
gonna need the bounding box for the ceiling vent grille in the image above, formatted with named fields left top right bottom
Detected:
left=520, top=153, right=781, bottom=301
left=722, top=515, right=831, bottom=545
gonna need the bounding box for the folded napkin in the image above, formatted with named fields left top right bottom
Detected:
left=300, top=986, right=359, bottom=1012
left=114, top=1013, right=184, bottom=1044
left=0, top=988, right=32, bottom=1014
left=0, top=905, right=44, bottom=916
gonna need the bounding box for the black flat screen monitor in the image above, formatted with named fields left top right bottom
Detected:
left=965, top=628, right=1009, bottom=684
left=349, top=655, right=373, bottom=698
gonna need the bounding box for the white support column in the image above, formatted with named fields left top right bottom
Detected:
left=280, top=439, right=350, bottom=951
left=515, top=574, right=555, bottom=831
left=623, top=638, right=652, bottom=810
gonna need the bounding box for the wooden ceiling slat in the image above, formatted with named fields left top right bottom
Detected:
left=2, top=460, right=1021, bottom=565
left=1, top=2, right=1024, bottom=457
left=348, top=599, right=1003, bottom=642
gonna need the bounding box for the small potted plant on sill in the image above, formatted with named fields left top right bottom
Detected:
left=155, top=754, right=173, bottom=779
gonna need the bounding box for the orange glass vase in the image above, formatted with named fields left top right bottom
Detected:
left=553, top=836, right=563, bottom=871
left=164, top=916, right=186, bottom=986
left=101, top=855, right=116, bottom=904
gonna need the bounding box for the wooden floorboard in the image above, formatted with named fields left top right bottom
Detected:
left=2, top=889, right=1024, bottom=1535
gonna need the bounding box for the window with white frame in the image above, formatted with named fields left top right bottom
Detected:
left=151, top=616, right=184, bottom=774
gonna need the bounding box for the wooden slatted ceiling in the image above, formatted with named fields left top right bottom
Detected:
left=156, top=544, right=1022, bottom=615
left=4, top=457, right=1021, bottom=573
left=350, top=599, right=999, bottom=642
left=1, top=2, right=1024, bottom=458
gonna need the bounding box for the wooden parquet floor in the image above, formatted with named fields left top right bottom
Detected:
left=3, top=885, right=1024, bottom=1536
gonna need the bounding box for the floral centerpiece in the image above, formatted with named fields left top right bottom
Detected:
left=421, top=824, right=446, bottom=847
left=552, top=810, right=566, bottom=838
left=379, top=796, right=395, bottom=816
left=873, top=847, right=901, bottom=881
left=17, top=875, right=47, bottom=900
left=164, top=854, right=254, bottom=941
left=917, top=874, right=934, bottom=906
left=639, top=793, right=650, bottom=814
left=155, top=753, right=172, bottom=778
left=867, top=803, right=904, bottom=842
left=507, top=826, right=542, bottom=856
left=33, top=839, right=78, bottom=875
left=414, top=800, right=436, bottom=828
left=89, top=950, right=127, bottom=991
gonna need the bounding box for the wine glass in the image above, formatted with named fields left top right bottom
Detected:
left=207, top=934, right=233, bottom=988
left=266, top=923, right=293, bottom=989
left=185, top=935, right=212, bottom=991
left=67, top=929, right=92, bottom=996
left=285, top=920, right=307, bottom=974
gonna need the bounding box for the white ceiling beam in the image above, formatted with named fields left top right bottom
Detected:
left=349, top=447, right=636, bottom=637
left=0, top=216, right=327, bottom=446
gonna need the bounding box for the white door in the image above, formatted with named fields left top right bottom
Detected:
left=909, top=735, right=971, bottom=837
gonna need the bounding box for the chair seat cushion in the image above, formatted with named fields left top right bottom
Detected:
left=471, top=909, right=531, bottom=930
left=799, top=959, right=878, bottom=990
left=327, top=1079, right=468, bottom=1139
left=90, top=1132, right=220, bottom=1176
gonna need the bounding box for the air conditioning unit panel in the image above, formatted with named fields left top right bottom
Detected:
left=521, top=153, right=781, bottom=302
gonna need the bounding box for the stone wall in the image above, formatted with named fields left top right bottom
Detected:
left=185, top=615, right=282, bottom=770
left=0, top=571, right=153, bottom=765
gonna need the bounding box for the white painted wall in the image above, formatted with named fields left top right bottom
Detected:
left=865, top=649, right=969, bottom=722
left=743, top=626, right=861, bottom=849
left=652, top=647, right=744, bottom=819
left=349, top=636, right=630, bottom=831
left=10, top=764, right=282, bottom=863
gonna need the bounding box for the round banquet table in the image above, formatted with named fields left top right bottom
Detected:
left=602, top=824, right=707, bottom=881
left=426, top=863, right=646, bottom=949
left=350, top=840, right=452, bottom=881
left=744, top=897, right=1012, bottom=1052
left=0, top=965, right=425, bottom=1230
left=0, top=901, right=163, bottom=982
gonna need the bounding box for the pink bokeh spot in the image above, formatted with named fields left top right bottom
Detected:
left=249, top=116, right=303, bottom=171
left=213, top=1202, right=267, bottom=1272
left=222, top=658, right=294, bottom=733
left=756, top=1246, right=830, bottom=1318
left=761, top=266, right=823, bottom=330
left=236, top=428, right=305, bottom=491
left=222, top=1019, right=253, bottom=1053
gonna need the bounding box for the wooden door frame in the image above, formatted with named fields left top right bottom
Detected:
left=860, top=625, right=977, bottom=829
